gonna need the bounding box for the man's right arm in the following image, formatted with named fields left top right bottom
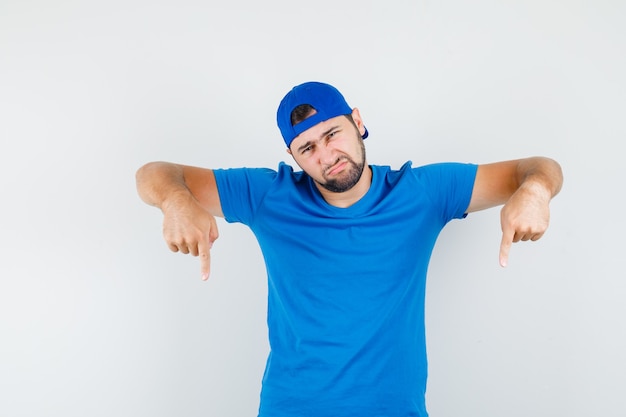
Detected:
left=135, top=161, right=223, bottom=280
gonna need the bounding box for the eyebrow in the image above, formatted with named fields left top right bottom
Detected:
left=296, top=125, right=340, bottom=153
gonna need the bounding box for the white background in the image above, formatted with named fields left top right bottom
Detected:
left=1, top=1, right=624, bottom=416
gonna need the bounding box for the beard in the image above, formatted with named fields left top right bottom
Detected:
left=317, top=139, right=366, bottom=193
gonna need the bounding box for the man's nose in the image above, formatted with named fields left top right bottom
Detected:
left=318, top=143, right=337, bottom=165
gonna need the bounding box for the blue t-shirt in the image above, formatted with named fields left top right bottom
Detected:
left=214, top=161, right=477, bottom=417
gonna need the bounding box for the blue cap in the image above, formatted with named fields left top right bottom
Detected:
left=277, top=81, right=369, bottom=147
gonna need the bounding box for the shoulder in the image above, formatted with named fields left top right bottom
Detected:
left=411, top=161, right=478, bottom=182
left=371, top=161, right=477, bottom=181
left=213, top=162, right=309, bottom=191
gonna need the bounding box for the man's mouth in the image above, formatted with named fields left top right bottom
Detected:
left=326, top=160, right=348, bottom=176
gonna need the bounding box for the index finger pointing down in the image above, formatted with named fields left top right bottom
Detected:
left=499, top=229, right=513, bottom=268
left=198, top=239, right=211, bottom=281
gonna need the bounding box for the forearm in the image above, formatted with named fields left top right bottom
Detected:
left=515, top=157, right=563, bottom=200
left=135, top=161, right=191, bottom=210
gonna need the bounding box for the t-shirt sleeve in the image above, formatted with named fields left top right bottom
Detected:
left=213, top=167, right=277, bottom=225
left=415, top=162, right=478, bottom=222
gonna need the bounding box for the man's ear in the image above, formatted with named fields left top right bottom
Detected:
left=351, top=108, right=366, bottom=137
left=286, top=147, right=292, bottom=155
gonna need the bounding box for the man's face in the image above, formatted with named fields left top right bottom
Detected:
left=288, top=109, right=367, bottom=193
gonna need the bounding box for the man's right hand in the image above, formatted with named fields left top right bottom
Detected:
left=161, top=191, right=220, bottom=280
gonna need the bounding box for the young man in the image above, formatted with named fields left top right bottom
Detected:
left=136, top=81, right=563, bottom=416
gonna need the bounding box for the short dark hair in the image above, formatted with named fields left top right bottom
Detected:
left=290, top=104, right=317, bottom=126
left=290, top=104, right=357, bottom=130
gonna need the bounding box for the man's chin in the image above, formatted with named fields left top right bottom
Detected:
left=319, top=175, right=359, bottom=193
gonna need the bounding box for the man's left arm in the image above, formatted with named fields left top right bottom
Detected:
left=467, top=156, right=564, bottom=267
